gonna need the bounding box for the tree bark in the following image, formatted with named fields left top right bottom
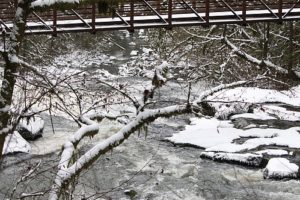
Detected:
left=0, top=1, right=30, bottom=157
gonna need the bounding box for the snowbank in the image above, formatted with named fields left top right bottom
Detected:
left=205, top=85, right=300, bottom=119
left=168, top=117, right=300, bottom=152
left=263, top=158, right=299, bottom=179
left=208, top=86, right=300, bottom=107
left=255, top=149, right=289, bottom=156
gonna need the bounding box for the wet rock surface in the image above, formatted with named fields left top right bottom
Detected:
left=17, top=116, right=45, bottom=141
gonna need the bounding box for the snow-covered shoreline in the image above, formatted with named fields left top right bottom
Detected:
left=168, top=85, right=300, bottom=179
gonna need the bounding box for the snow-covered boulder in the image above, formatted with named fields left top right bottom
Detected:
left=130, top=50, right=138, bottom=56
left=213, top=102, right=251, bottom=120
left=2, top=131, right=31, bottom=155
left=17, top=117, right=45, bottom=140
left=263, top=158, right=299, bottom=179
left=255, top=149, right=290, bottom=156
left=200, top=152, right=266, bottom=167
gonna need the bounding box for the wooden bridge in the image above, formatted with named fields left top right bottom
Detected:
left=1, top=0, right=300, bottom=35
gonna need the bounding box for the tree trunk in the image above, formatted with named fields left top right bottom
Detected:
left=0, top=1, right=30, bottom=158
left=288, top=21, right=294, bottom=71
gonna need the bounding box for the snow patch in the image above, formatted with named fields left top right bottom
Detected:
left=130, top=50, right=138, bottom=56
left=263, top=158, right=299, bottom=179
left=256, top=149, right=289, bottom=156
left=201, top=151, right=264, bottom=167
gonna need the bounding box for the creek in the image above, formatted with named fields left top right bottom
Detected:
left=1, top=30, right=300, bottom=200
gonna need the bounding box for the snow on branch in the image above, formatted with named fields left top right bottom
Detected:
left=56, top=112, right=121, bottom=171
left=223, top=37, right=289, bottom=75
left=140, top=61, right=170, bottom=109
left=194, top=80, right=252, bottom=104
left=31, top=0, right=81, bottom=8
left=49, top=104, right=190, bottom=200
left=49, top=73, right=261, bottom=200
left=30, top=0, right=112, bottom=9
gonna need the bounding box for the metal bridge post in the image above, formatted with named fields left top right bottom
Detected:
left=278, top=0, right=283, bottom=22
left=91, top=3, right=96, bottom=34
left=168, top=0, right=173, bottom=29
left=205, top=0, right=210, bottom=26
left=129, top=0, right=134, bottom=32
left=2, top=30, right=5, bottom=52
left=242, top=0, right=247, bottom=25
left=53, top=9, right=57, bottom=37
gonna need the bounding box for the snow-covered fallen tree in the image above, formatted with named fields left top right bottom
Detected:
left=48, top=71, right=261, bottom=199
left=200, top=152, right=265, bottom=167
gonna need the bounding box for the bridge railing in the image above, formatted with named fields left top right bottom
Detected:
left=1, top=0, right=300, bottom=35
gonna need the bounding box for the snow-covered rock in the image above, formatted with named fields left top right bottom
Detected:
left=263, top=158, right=299, bottom=179
left=130, top=50, right=138, bottom=56
left=255, top=149, right=289, bottom=156
left=2, top=131, right=31, bottom=155
left=214, top=102, right=251, bottom=119
left=17, top=117, right=45, bottom=140
left=200, top=152, right=266, bottom=167
left=206, top=85, right=300, bottom=120
left=129, top=42, right=136, bottom=46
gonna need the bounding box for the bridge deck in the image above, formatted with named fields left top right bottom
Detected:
left=0, top=0, right=300, bottom=35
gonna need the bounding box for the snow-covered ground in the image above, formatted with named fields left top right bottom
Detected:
left=168, top=117, right=300, bottom=152
left=169, top=85, right=300, bottom=179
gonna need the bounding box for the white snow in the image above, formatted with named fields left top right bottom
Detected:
left=2, top=131, right=31, bottom=155
left=31, top=0, right=79, bottom=8
left=256, top=149, right=289, bottom=156
left=207, top=86, right=300, bottom=108
left=201, top=151, right=263, bottom=166
left=168, top=118, right=236, bottom=149
left=231, top=112, right=276, bottom=120
left=168, top=117, right=300, bottom=153
left=263, top=158, right=299, bottom=179
left=130, top=50, right=138, bottom=56
left=262, top=105, right=300, bottom=121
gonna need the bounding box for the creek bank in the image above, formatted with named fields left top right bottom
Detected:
left=168, top=86, right=300, bottom=180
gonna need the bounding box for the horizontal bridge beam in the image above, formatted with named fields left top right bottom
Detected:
left=0, top=0, right=300, bottom=35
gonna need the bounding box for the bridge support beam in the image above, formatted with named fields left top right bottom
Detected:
left=242, top=0, right=247, bottom=25
left=129, top=0, right=134, bottom=33
left=1, top=0, right=300, bottom=35
left=278, top=0, right=283, bottom=23
left=168, top=0, right=173, bottom=29
left=52, top=9, right=57, bottom=37
left=91, top=3, right=96, bottom=34
left=205, top=0, right=210, bottom=27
